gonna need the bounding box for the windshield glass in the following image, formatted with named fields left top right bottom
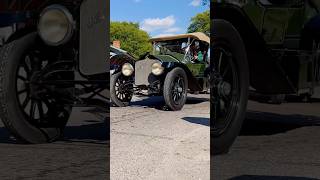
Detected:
left=152, top=38, right=209, bottom=63
left=153, top=38, right=188, bottom=59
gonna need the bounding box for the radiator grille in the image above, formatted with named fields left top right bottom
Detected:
left=135, top=59, right=158, bottom=86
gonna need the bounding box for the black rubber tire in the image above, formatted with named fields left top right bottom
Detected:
left=211, top=19, right=249, bottom=155
left=0, top=33, right=71, bottom=143
left=110, top=72, right=133, bottom=107
left=163, top=67, right=188, bottom=111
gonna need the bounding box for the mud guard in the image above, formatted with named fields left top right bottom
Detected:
left=162, top=62, right=203, bottom=91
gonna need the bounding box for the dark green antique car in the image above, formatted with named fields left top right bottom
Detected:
left=212, top=0, right=320, bottom=154
left=110, top=32, right=210, bottom=111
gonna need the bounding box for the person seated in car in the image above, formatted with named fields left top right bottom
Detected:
left=190, top=41, right=204, bottom=63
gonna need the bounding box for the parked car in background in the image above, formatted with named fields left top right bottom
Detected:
left=110, top=32, right=210, bottom=110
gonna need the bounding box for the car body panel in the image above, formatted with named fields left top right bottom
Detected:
left=79, top=0, right=108, bottom=75
left=212, top=0, right=320, bottom=95
left=152, top=54, right=180, bottom=62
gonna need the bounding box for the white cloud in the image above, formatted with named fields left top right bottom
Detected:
left=189, top=0, right=201, bottom=7
left=140, top=15, right=176, bottom=32
left=164, top=27, right=181, bottom=33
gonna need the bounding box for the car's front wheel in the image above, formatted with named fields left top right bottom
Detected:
left=163, top=67, right=188, bottom=111
left=0, top=33, right=72, bottom=143
left=110, top=72, right=134, bottom=107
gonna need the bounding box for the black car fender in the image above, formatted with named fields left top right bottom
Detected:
left=110, top=54, right=136, bottom=74
left=162, top=61, right=202, bottom=91
left=6, top=26, right=36, bottom=44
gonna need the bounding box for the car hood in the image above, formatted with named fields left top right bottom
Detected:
left=150, top=54, right=181, bottom=63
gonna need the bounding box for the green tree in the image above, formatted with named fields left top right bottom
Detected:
left=202, top=0, right=210, bottom=6
left=187, top=10, right=210, bottom=36
left=110, top=21, right=152, bottom=59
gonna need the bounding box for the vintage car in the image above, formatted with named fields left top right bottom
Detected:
left=110, top=32, right=210, bottom=111
left=212, top=0, right=320, bottom=154
left=0, top=0, right=108, bottom=143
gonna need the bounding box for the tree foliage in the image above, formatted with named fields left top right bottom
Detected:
left=110, top=21, right=152, bottom=59
left=202, top=0, right=210, bottom=6
left=187, top=10, right=210, bottom=36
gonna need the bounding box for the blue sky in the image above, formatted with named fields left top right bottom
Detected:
left=111, top=0, right=209, bottom=37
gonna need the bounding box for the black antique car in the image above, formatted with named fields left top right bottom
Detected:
left=212, top=0, right=320, bottom=154
left=0, top=0, right=108, bottom=143
left=110, top=33, right=210, bottom=111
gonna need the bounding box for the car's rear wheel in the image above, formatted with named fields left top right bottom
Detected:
left=163, top=67, right=188, bottom=111
left=110, top=72, right=134, bottom=107
left=0, top=33, right=72, bottom=143
left=212, top=20, right=249, bottom=155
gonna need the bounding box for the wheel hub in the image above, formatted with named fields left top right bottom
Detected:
left=218, top=81, right=231, bottom=98
left=174, top=83, right=183, bottom=93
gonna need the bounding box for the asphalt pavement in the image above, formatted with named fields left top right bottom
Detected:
left=0, top=107, right=108, bottom=180
left=111, top=94, right=210, bottom=180
left=213, top=100, right=320, bottom=180
left=2, top=93, right=318, bottom=180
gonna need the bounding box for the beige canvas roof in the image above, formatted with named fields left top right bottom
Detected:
left=150, top=32, right=210, bottom=44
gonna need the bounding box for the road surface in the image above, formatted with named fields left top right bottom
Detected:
left=0, top=107, right=108, bottom=180
left=111, top=94, right=210, bottom=180
left=213, top=100, right=320, bottom=179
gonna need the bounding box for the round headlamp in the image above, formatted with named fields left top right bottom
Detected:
left=151, top=62, right=164, bottom=75
left=38, top=5, right=74, bottom=46
left=122, top=63, right=134, bottom=76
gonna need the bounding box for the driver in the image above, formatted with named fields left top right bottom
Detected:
left=190, top=41, right=204, bottom=63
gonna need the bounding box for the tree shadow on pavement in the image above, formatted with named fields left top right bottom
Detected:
left=240, top=111, right=320, bottom=136
left=63, top=120, right=109, bottom=143
left=0, top=127, right=15, bottom=143
left=229, top=175, right=318, bottom=180
left=62, top=107, right=109, bottom=144
left=0, top=108, right=109, bottom=144
left=130, top=96, right=209, bottom=111
left=0, top=120, right=109, bottom=144
left=182, top=117, right=210, bottom=126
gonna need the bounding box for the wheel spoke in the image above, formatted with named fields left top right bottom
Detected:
left=17, top=75, right=27, bottom=81
left=24, top=56, right=32, bottom=73
left=29, top=100, right=36, bottom=120
left=17, top=88, right=28, bottom=95
left=37, top=101, right=44, bottom=119
left=218, top=51, right=223, bottom=73
left=22, top=96, right=31, bottom=109
left=222, top=65, right=230, bottom=78
left=212, top=46, right=240, bottom=135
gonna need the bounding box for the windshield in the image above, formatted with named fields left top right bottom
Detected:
left=152, top=38, right=209, bottom=63
left=153, top=38, right=188, bottom=57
